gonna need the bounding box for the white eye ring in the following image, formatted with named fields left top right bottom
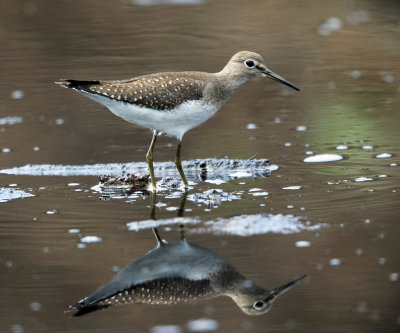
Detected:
left=244, top=59, right=255, bottom=68
left=253, top=301, right=264, bottom=309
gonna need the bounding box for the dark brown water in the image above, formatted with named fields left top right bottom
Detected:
left=1, top=1, right=400, bottom=332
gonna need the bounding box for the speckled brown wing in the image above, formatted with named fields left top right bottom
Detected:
left=71, top=277, right=215, bottom=316
left=58, top=72, right=207, bottom=111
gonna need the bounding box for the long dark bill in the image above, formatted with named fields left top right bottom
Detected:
left=265, top=70, right=300, bottom=91
left=271, top=274, right=307, bottom=297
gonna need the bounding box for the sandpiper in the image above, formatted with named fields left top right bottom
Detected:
left=56, top=51, right=299, bottom=190
left=70, top=226, right=306, bottom=316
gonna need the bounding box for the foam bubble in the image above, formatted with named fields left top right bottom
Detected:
left=304, top=154, right=343, bottom=162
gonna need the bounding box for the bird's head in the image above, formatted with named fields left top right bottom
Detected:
left=224, top=51, right=300, bottom=91
left=232, top=275, right=307, bottom=316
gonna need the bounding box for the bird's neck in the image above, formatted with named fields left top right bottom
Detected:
left=226, top=279, right=266, bottom=307
left=203, top=71, right=249, bottom=106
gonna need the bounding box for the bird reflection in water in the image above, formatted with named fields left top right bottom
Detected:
left=70, top=192, right=306, bottom=316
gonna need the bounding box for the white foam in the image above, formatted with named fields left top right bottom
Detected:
left=283, top=186, right=302, bottom=190
left=199, top=214, right=327, bottom=236
left=187, top=318, right=219, bottom=332
left=229, top=171, right=251, bottom=178
left=246, top=123, right=257, bottom=130
left=329, top=258, right=341, bottom=266
left=151, top=325, right=182, bottom=333
left=304, top=154, right=343, bottom=163
left=336, top=145, right=348, bottom=150
left=0, top=159, right=275, bottom=178
left=376, top=153, right=392, bottom=159
left=355, top=177, right=373, bottom=182
left=134, top=0, right=205, bottom=7
left=68, top=229, right=80, bottom=234
left=80, top=236, right=102, bottom=243
left=68, top=183, right=80, bottom=186
left=29, top=302, right=41, bottom=311
left=127, top=214, right=326, bottom=237
left=251, top=192, right=269, bottom=196
left=0, top=187, right=35, bottom=203
left=127, top=217, right=200, bottom=232
left=318, top=17, right=343, bottom=36
left=11, top=90, right=24, bottom=99
left=0, top=116, right=23, bottom=125
left=295, top=241, right=310, bottom=247
left=296, top=125, right=307, bottom=132
left=362, top=145, right=373, bottom=150
left=205, top=179, right=226, bottom=185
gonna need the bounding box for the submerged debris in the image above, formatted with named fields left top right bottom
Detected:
left=99, top=173, right=149, bottom=187
left=157, top=176, right=183, bottom=190
left=96, top=173, right=150, bottom=198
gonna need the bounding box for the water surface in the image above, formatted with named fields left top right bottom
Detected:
left=0, top=1, right=399, bottom=332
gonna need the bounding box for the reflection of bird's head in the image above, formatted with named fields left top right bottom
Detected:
left=230, top=275, right=307, bottom=316
left=236, top=289, right=275, bottom=316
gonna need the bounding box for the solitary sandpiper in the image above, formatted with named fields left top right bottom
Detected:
left=70, top=226, right=306, bottom=316
left=56, top=51, right=299, bottom=190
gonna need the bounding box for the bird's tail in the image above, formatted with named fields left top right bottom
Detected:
left=65, top=299, right=111, bottom=317
left=54, top=79, right=101, bottom=92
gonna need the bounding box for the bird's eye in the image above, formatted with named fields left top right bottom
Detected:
left=245, top=60, right=255, bottom=68
left=253, top=301, right=264, bottom=309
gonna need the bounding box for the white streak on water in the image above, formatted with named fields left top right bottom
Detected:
left=127, top=217, right=200, bottom=232
left=304, top=154, right=343, bottom=162
left=200, top=214, right=327, bottom=236
left=127, top=214, right=327, bottom=237
left=0, top=159, right=274, bottom=178
left=283, top=186, right=302, bottom=190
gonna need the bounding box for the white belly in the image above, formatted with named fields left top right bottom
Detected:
left=80, top=91, right=220, bottom=140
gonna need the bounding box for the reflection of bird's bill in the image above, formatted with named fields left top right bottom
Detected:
left=265, top=70, right=300, bottom=91
left=272, top=274, right=307, bottom=297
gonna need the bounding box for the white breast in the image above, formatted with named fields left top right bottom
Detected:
left=79, top=91, right=220, bottom=140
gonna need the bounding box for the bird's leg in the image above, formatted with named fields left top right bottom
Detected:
left=175, top=140, right=188, bottom=188
left=150, top=191, right=164, bottom=246
left=152, top=228, right=164, bottom=246
left=146, top=131, right=158, bottom=191
left=177, top=190, right=188, bottom=242
left=149, top=190, right=157, bottom=221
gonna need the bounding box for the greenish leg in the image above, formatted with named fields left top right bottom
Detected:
left=175, top=140, right=188, bottom=188
left=146, top=131, right=158, bottom=191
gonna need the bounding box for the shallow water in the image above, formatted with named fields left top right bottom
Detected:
left=1, top=1, right=400, bottom=332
